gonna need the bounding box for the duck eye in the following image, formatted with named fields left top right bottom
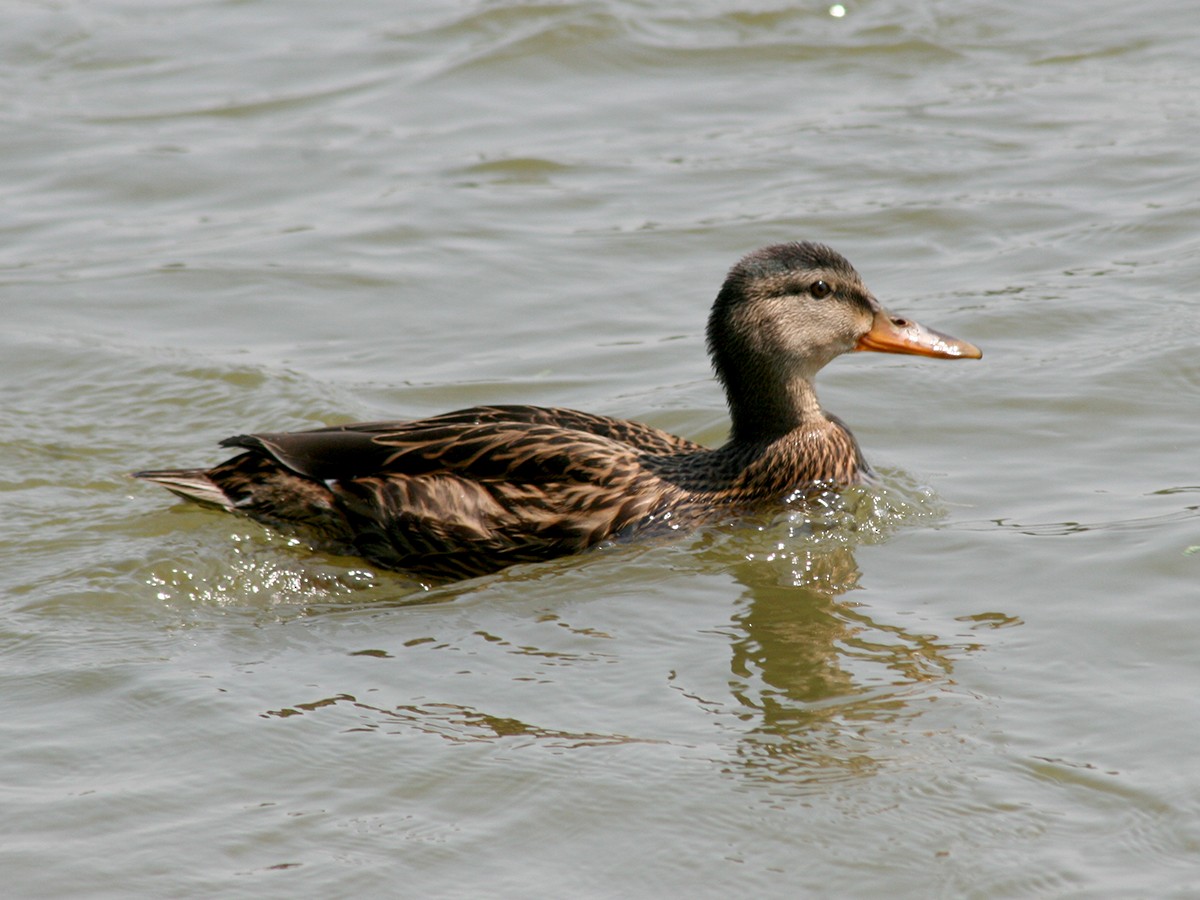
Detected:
left=810, top=280, right=832, bottom=299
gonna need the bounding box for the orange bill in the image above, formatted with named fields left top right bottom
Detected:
left=855, top=308, right=982, bottom=359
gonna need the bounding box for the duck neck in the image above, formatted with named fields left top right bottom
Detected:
left=726, top=372, right=828, bottom=445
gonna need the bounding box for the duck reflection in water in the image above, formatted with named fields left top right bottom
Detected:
left=690, top=500, right=971, bottom=788
left=244, top=486, right=984, bottom=790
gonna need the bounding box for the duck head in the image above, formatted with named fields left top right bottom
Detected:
left=706, top=242, right=981, bottom=442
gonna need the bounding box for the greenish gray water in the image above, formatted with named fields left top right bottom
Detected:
left=3, top=1, right=1199, bottom=896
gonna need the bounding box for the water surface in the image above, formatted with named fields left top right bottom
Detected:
left=3, top=1, right=1199, bottom=896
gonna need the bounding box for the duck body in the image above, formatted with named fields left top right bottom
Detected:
left=135, top=243, right=979, bottom=581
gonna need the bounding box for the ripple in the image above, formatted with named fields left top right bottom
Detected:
left=261, top=694, right=658, bottom=749
left=961, top=503, right=1200, bottom=538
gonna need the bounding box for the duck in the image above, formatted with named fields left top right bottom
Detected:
left=134, top=242, right=981, bottom=581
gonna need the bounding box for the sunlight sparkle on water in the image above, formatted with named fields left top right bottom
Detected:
left=829, top=4, right=846, bottom=17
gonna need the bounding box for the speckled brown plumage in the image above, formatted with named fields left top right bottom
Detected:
left=134, top=242, right=980, bottom=581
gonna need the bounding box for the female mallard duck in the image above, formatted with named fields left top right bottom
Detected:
left=135, top=242, right=980, bottom=580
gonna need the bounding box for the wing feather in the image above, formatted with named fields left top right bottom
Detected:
left=160, top=404, right=700, bottom=579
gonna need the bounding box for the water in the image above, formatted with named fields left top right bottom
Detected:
left=3, top=0, right=1199, bottom=896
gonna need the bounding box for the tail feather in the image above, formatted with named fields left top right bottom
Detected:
left=131, top=468, right=234, bottom=510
